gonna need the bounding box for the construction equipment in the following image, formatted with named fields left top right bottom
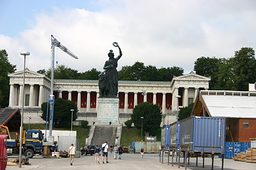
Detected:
left=1, top=125, right=46, bottom=158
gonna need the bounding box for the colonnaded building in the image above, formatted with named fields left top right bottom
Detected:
left=8, top=69, right=210, bottom=125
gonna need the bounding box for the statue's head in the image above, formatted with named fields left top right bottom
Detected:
left=108, top=50, right=114, bottom=58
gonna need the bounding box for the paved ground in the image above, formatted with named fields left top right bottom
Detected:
left=6, top=153, right=256, bottom=170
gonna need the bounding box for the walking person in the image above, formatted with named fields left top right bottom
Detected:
left=140, top=148, right=144, bottom=158
left=68, top=144, right=76, bottom=166
left=118, top=145, right=123, bottom=160
left=95, top=145, right=102, bottom=164
left=113, top=145, right=118, bottom=159
left=102, top=141, right=109, bottom=163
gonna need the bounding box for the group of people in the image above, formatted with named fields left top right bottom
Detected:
left=68, top=143, right=145, bottom=166
left=68, top=141, right=124, bottom=166
left=95, top=142, right=124, bottom=164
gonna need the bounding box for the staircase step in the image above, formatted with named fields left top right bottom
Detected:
left=91, top=126, right=117, bottom=146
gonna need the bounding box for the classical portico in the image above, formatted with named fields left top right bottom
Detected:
left=8, top=70, right=210, bottom=125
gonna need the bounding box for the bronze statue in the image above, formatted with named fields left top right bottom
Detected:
left=99, top=42, right=122, bottom=97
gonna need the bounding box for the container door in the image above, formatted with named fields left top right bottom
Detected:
left=193, top=117, right=225, bottom=153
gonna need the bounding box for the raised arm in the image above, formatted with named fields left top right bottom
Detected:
left=113, top=42, right=122, bottom=60
left=116, top=46, right=122, bottom=60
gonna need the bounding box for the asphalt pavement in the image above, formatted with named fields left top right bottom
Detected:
left=6, top=153, right=256, bottom=170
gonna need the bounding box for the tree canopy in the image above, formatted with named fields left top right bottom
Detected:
left=41, top=98, right=78, bottom=128
left=178, top=103, right=194, bottom=121
left=118, top=61, right=183, bottom=81
left=194, top=47, right=256, bottom=91
left=0, top=50, right=16, bottom=107
left=131, top=102, right=161, bottom=136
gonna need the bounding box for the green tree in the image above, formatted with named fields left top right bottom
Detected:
left=142, top=65, right=159, bottom=81
left=118, top=62, right=146, bottom=80
left=78, top=68, right=101, bottom=80
left=157, top=67, right=183, bottom=81
left=131, top=102, right=161, bottom=136
left=45, top=65, right=79, bottom=79
left=215, top=59, right=235, bottom=90
left=0, top=50, right=16, bottom=107
left=231, top=47, right=256, bottom=91
left=118, top=62, right=183, bottom=81
left=178, top=103, right=194, bottom=121
left=41, top=98, right=78, bottom=128
left=194, top=57, right=221, bottom=89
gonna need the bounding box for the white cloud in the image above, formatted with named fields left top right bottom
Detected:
left=0, top=0, right=256, bottom=73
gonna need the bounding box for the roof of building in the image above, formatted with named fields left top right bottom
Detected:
left=200, top=90, right=256, bottom=118
left=0, top=108, right=20, bottom=125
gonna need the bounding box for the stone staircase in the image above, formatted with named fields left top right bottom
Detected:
left=91, top=125, right=117, bottom=146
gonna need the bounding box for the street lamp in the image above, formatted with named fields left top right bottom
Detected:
left=70, top=109, right=74, bottom=132
left=19, top=51, right=30, bottom=168
left=140, top=116, right=144, bottom=140
left=28, top=116, right=31, bottom=129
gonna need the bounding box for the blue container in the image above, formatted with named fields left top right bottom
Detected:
left=234, top=142, right=241, bottom=156
left=178, top=116, right=226, bottom=154
left=165, top=125, right=170, bottom=149
left=224, top=142, right=251, bottom=159
left=241, top=142, right=250, bottom=152
left=170, top=122, right=180, bottom=149
left=224, top=142, right=234, bottom=159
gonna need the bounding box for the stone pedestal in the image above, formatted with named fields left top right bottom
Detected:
left=97, top=98, right=119, bottom=125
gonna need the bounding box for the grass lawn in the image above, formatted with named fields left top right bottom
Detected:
left=121, top=127, right=142, bottom=147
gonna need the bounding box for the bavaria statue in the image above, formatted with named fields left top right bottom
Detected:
left=99, top=42, right=122, bottom=98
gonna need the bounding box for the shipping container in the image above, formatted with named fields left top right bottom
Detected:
left=179, top=116, right=226, bottom=154
left=170, top=122, right=179, bottom=148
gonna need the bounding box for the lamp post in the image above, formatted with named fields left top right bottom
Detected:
left=19, top=51, right=30, bottom=168
left=28, top=116, right=31, bottom=129
left=70, top=109, right=74, bottom=132
left=140, top=116, right=144, bottom=140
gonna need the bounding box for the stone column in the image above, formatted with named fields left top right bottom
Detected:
left=124, top=92, right=128, bottom=113
left=68, top=91, right=72, bottom=101
left=9, top=84, right=14, bottom=107
left=18, top=85, right=23, bottom=107
left=58, top=91, right=62, bottom=98
left=183, top=87, right=188, bottom=107
left=38, top=85, right=44, bottom=107
left=194, top=88, right=199, bottom=102
left=96, top=92, right=99, bottom=109
left=143, top=92, right=147, bottom=102
left=134, top=92, right=138, bottom=107
left=77, top=91, right=81, bottom=110
left=29, top=84, right=34, bottom=107
left=172, top=88, right=178, bottom=111
left=86, top=91, right=91, bottom=112
left=153, top=93, right=157, bottom=105
left=162, top=93, right=166, bottom=114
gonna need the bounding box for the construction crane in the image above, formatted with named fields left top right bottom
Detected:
left=47, top=35, right=78, bottom=142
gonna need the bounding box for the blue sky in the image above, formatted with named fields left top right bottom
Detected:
left=0, top=0, right=101, bottom=36
left=0, top=0, right=256, bottom=73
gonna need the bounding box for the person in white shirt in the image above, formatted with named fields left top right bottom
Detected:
left=68, top=144, right=76, bottom=166
left=102, top=141, right=109, bottom=163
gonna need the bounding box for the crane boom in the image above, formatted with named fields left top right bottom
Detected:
left=47, top=35, right=78, bottom=140
left=51, top=35, right=78, bottom=59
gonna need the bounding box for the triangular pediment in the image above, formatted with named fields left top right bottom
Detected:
left=9, top=69, right=45, bottom=78
left=174, top=73, right=210, bottom=81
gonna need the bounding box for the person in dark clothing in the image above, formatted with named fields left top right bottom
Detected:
left=118, top=145, right=123, bottom=159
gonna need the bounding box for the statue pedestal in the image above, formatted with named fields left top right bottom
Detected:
left=97, top=98, right=119, bottom=125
